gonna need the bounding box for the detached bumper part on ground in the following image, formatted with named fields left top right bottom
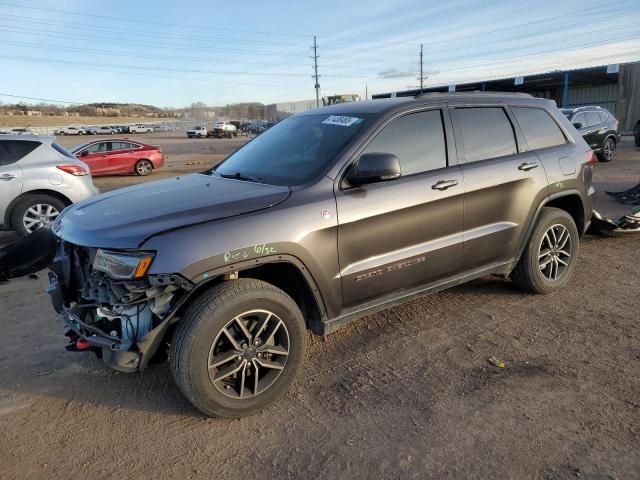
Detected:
left=589, top=209, right=640, bottom=236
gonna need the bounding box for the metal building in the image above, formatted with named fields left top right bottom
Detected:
left=264, top=99, right=316, bottom=122
left=372, top=62, right=640, bottom=133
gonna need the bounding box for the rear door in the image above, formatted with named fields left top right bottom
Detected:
left=336, top=108, right=464, bottom=308
left=584, top=111, right=606, bottom=149
left=105, top=141, right=135, bottom=174
left=0, top=142, right=25, bottom=223
left=452, top=106, right=549, bottom=271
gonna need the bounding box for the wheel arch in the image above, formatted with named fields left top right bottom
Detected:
left=4, top=189, right=72, bottom=229
left=173, top=258, right=327, bottom=336
left=513, top=191, right=586, bottom=266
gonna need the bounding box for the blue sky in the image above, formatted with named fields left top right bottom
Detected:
left=0, top=0, right=639, bottom=108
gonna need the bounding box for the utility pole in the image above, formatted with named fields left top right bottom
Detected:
left=311, top=36, right=320, bottom=108
left=418, top=43, right=424, bottom=92
left=365, top=85, right=368, bottom=101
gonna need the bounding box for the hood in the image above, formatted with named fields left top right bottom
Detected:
left=53, top=173, right=290, bottom=248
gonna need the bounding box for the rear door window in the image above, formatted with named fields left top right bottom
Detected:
left=598, top=111, right=608, bottom=123
left=586, top=112, right=602, bottom=127
left=0, top=140, right=40, bottom=162
left=455, top=107, right=517, bottom=163
left=362, top=109, right=447, bottom=175
left=511, top=107, right=566, bottom=150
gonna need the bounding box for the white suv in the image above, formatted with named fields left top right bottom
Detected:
left=187, top=126, right=207, bottom=138
left=55, top=126, right=86, bottom=136
left=129, top=125, right=152, bottom=134
left=0, top=135, right=99, bottom=236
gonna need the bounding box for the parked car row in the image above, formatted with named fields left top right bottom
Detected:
left=53, top=124, right=169, bottom=136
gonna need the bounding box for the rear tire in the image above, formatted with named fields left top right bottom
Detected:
left=170, top=279, right=306, bottom=418
left=510, top=207, right=579, bottom=294
left=134, top=159, right=153, bottom=176
left=598, top=138, right=615, bottom=162
left=11, top=194, right=66, bottom=237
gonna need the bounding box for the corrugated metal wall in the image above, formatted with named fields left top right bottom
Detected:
left=567, top=84, right=618, bottom=114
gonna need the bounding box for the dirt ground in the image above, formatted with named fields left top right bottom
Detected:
left=0, top=136, right=639, bottom=480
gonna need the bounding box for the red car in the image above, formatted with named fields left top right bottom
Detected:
left=70, top=139, right=164, bottom=176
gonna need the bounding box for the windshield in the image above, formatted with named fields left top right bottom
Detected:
left=214, top=113, right=373, bottom=186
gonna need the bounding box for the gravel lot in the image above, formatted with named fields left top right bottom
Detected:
left=0, top=134, right=639, bottom=479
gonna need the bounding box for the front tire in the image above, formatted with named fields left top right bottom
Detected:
left=510, top=207, right=579, bottom=294
left=598, top=138, right=615, bottom=162
left=170, top=279, right=306, bottom=418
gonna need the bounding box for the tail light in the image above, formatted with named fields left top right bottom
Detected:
left=57, top=164, right=88, bottom=176
left=586, top=150, right=597, bottom=166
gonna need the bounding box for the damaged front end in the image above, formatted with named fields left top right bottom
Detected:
left=47, top=241, right=193, bottom=372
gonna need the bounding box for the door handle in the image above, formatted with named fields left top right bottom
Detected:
left=431, top=179, right=458, bottom=190
left=518, top=162, right=539, bottom=171
left=0, top=173, right=17, bottom=180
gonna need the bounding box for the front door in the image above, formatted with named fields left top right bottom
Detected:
left=78, top=141, right=110, bottom=174
left=336, top=109, right=464, bottom=308
left=0, top=144, right=23, bottom=223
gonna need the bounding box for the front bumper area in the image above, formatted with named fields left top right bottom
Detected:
left=47, top=239, right=194, bottom=372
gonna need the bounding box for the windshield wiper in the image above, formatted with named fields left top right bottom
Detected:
left=218, top=172, right=266, bottom=184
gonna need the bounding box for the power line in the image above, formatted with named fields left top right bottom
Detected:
left=0, top=24, right=306, bottom=57
left=0, top=13, right=307, bottom=47
left=0, top=40, right=308, bottom=67
left=321, top=10, right=640, bottom=64
left=0, top=93, right=85, bottom=105
left=0, top=2, right=312, bottom=38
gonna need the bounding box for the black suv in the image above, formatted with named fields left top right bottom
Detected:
left=36, top=93, right=595, bottom=417
left=561, top=106, right=620, bottom=161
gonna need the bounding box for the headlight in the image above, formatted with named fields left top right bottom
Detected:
left=93, top=249, right=155, bottom=280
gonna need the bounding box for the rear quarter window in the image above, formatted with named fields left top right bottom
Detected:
left=511, top=107, right=567, bottom=150
left=0, top=140, right=40, bottom=163
left=455, top=107, right=517, bottom=163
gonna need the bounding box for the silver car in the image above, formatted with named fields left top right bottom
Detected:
left=0, top=135, right=99, bottom=236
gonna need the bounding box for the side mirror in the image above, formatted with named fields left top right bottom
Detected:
left=80, top=150, right=88, bottom=157
left=572, top=122, right=583, bottom=129
left=346, top=152, right=401, bottom=187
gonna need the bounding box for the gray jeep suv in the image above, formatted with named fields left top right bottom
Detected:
left=43, top=93, right=594, bottom=417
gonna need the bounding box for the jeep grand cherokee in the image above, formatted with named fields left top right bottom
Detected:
left=45, top=93, right=595, bottom=417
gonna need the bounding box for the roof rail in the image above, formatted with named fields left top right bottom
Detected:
left=415, top=91, right=534, bottom=98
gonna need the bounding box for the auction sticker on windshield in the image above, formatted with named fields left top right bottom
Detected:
left=322, top=115, right=362, bottom=127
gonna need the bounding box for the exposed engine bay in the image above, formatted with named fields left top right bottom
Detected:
left=42, top=236, right=194, bottom=372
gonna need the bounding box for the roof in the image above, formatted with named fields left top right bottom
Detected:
left=560, top=105, right=607, bottom=112
left=0, top=134, right=53, bottom=143
left=298, top=92, right=553, bottom=117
